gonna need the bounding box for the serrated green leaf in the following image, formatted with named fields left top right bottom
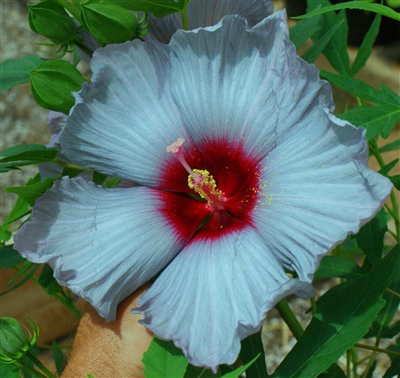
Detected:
left=355, top=207, right=387, bottom=265
left=273, top=244, right=399, bottom=378
left=0, top=245, right=26, bottom=269
left=321, top=71, right=400, bottom=139
left=314, top=255, right=363, bottom=279
left=143, top=338, right=188, bottom=378
left=301, top=19, right=344, bottom=63
left=4, top=177, right=59, bottom=206
left=350, top=14, right=381, bottom=76
left=220, top=355, right=261, bottom=378
left=307, top=1, right=350, bottom=75
left=0, top=55, right=46, bottom=92
left=379, top=139, right=400, bottom=153
left=289, top=10, right=321, bottom=50
left=110, top=0, right=187, bottom=17
left=239, top=332, right=268, bottom=378
left=296, top=1, right=400, bottom=22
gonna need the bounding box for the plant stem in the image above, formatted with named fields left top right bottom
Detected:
left=310, top=296, right=317, bottom=314
left=354, top=343, right=400, bottom=356
left=386, top=287, right=400, bottom=299
left=15, top=360, right=47, bottom=378
left=274, top=299, right=304, bottom=340
left=26, top=351, right=56, bottom=378
left=180, top=9, right=188, bottom=30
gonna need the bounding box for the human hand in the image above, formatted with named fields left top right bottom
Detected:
left=61, top=284, right=153, bottom=378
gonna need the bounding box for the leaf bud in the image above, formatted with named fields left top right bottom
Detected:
left=80, top=0, right=139, bottom=46
left=28, top=0, right=77, bottom=45
left=30, top=60, right=87, bottom=114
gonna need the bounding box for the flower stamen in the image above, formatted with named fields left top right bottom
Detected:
left=167, top=138, right=227, bottom=211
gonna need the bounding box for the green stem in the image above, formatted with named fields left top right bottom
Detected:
left=346, top=349, right=352, bottom=378
left=274, top=299, right=304, bottom=340
left=180, top=8, right=188, bottom=30
left=52, top=158, right=91, bottom=172
left=310, top=296, right=317, bottom=314
left=354, top=343, right=400, bottom=356
left=26, top=351, right=56, bottom=378
left=12, top=266, right=81, bottom=319
left=15, top=360, right=47, bottom=378
left=386, top=287, right=400, bottom=299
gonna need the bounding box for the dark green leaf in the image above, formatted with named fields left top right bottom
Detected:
left=301, top=19, right=344, bottom=63
left=388, top=175, right=400, bottom=190
left=321, top=71, right=400, bottom=140
left=184, top=365, right=220, bottom=378
left=318, top=363, right=346, bottom=377
left=355, top=208, right=387, bottom=266
left=0, top=146, right=60, bottom=164
left=307, top=1, right=350, bottom=75
left=296, top=2, right=400, bottom=22
left=92, top=171, right=107, bottom=185
left=110, top=0, right=187, bottom=17
left=379, top=139, right=400, bottom=153
left=38, top=264, right=62, bottom=296
left=314, top=255, right=363, bottom=279
left=273, top=244, right=399, bottom=378
left=4, top=177, right=59, bottom=206
left=240, top=332, right=268, bottom=378
left=0, top=144, right=51, bottom=158
left=289, top=10, right=321, bottom=50
left=369, top=256, right=400, bottom=339
left=379, top=159, right=399, bottom=176
left=30, top=60, right=87, bottom=114
left=221, top=355, right=261, bottom=378
left=52, top=340, right=67, bottom=376
left=383, top=355, right=400, bottom=378
left=0, top=245, right=25, bottom=269
left=143, top=337, right=188, bottom=378
left=0, top=55, right=45, bottom=92
left=350, top=14, right=381, bottom=77
left=0, top=362, right=20, bottom=378
left=1, top=261, right=39, bottom=296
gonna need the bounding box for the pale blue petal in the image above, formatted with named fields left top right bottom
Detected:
left=14, top=177, right=197, bottom=321
left=61, top=40, right=191, bottom=188
left=133, top=226, right=313, bottom=372
left=169, top=10, right=333, bottom=164
left=145, top=0, right=273, bottom=43
left=252, top=118, right=392, bottom=281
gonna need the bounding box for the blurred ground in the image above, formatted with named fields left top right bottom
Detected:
left=1, top=0, right=399, bottom=376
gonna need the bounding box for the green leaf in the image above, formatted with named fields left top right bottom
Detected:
left=388, top=175, right=400, bottom=190
left=289, top=10, right=321, bottom=50
left=4, top=177, right=59, bottom=206
left=295, top=2, right=400, bottom=22
left=38, top=264, right=62, bottom=296
left=92, top=171, right=107, bottom=185
left=52, top=341, right=67, bottom=376
left=383, top=355, right=400, bottom=378
left=350, top=14, right=381, bottom=76
left=0, top=145, right=59, bottom=165
left=104, top=177, right=122, bottom=188
left=30, top=60, right=87, bottom=114
left=379, top=159, right=399, bottom=176
left=220, top=355, right=260, bottom=378
left=308, top=1, right=350, bottom=75
left=355, top=207, right=387, bottom=266
left=0, top=245, right=26, bottom=269
left=0, top=362, right=20, bottom=378
left=273, top=244, right=400, bottom=378
left=314, top=255, right=363, bottom=279
left=301, top=19, right=344, bottom=63
left=110, top=0, right=187, bottom=17
left=368, top=256, right=400, bottom=339
left=321, top=71, right=400, bottom=139
left=379, top=139, right=400, bottom=153
left=1, top=261, right=39, bottom=296
left=0, top=55, right=45, bottom=92
left=239, top=333, right=268, bottom=378
left=143, top=338, right=188, bottom=378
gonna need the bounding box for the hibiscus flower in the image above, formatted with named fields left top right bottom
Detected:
left=14, top=10, right=392, bottom=371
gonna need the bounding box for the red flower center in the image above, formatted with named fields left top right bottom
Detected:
left=160, top=138, right=262, bottom=241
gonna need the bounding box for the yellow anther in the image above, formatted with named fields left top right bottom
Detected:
left=188, top=169, right=226, bottom=207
